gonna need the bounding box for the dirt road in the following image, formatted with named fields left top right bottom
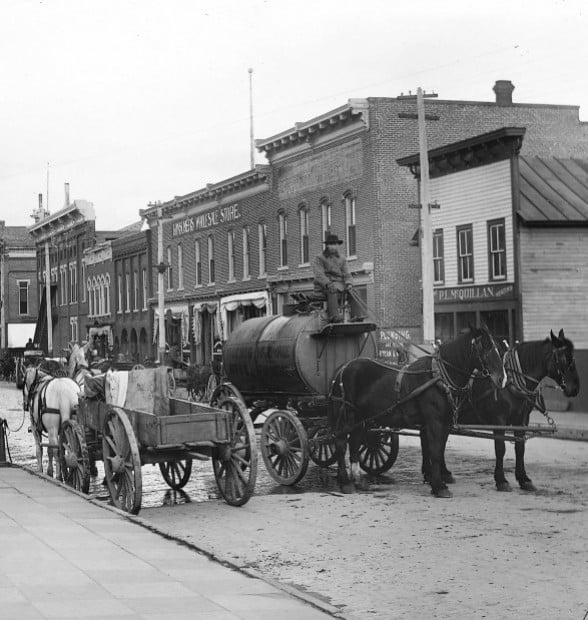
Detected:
left=140, top=435, right=588, bottom=620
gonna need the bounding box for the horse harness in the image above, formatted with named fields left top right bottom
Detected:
left=26, top=369, right=62, bottom=435
left=503, top=346, right=546, bottom=413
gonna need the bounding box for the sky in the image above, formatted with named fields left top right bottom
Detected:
left=1, top=0, right=587, bottom=230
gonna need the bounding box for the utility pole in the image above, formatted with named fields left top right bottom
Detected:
left=416, top=88, right=435, bottom=345
left=157, top=207, right=166, bottom=364
left=45, top=240, right=53, bottom=355
left=400, top=88, right=439, bottom=346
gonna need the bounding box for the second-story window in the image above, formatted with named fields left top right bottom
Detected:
left=177, top=244, right=184, bottom=289
left=69, top=263, right=77, bottom=303
left=433, top=229, right=445, bottom=285
left=125, top=272, right=131, bottom=312
left=117, top=274, right=123, bottom=314
left=142, top=268, right=148, bottom=309
left=105, top=274, right=111, bottom=314
left=81, top=262, right=86, bottom=302
left=166, top=246, right=173, bottom=290
left=227, top=230, right=236, bottom=281
left=457, top=224, right=474, bottom=283
left=320, top=199, right=332, bottom=241
left=18, top=281, right=29, bottom=315
left=278, top=211, right=288, bottom=268
left=242, top=226, right=250, bottom=280
left=299, top=205, right=309, bottom=265
left=195, top=240, right=202, bottom=286
left=488, top=218, right=507, bottom=280
left=208, top=235, right=215, bottom=284
left=344, top=192, right=357, bottom=257
left=133, top=270, right=139, bottom=310
left=258, top=222, right=267, bottom=276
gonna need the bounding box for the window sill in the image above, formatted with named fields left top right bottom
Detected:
left=277, top=266, right=288, bottom=271
left=298, top=262, right=310, bottom=268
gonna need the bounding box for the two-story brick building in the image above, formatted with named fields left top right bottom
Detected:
left=142, top=80, right=588, bottom=365
left=0, top=220, right=38, bottom=352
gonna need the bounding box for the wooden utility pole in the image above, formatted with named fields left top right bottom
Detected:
left=248, top=68, right=255, bottom=170
left=45, top=241, right=53, bottom=355
left=416, top=88, right=435, bottom=345
left=157, top=207, right=166, bottom=364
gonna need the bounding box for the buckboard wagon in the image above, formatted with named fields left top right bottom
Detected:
left=59, top=366, right=257, bottom=514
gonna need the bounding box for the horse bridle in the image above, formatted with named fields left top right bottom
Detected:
left=470, top=334, right=501, bottom=383
left=551, top=345, right=576, bottom=391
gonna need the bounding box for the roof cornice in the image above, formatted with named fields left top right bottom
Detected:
left=256, top=99, right=369, bottom=157
left=397, top=127, right=526, bottom=178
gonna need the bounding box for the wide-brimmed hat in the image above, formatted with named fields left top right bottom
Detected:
left=323, top=233, right=343, bottom=245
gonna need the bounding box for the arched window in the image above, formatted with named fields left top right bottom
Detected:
left=298, top=204, right=309, bottom=265
left=227, top=230, right=236, bottom=281
left=207, top=235, right=215, bottom=284
left=177, top=244, right=184, bottom=289
left=166, top=246, right=173, bottom=290
left=87, top=278, right=92, bottom=316
left=278, top=211, right=288, bottom=268
left=242, top=226, right=251, bottom=280
left=194, top=240, right=202, bottom=286
left=105, top=274, right=111, bottom=314
left=320, top=198, right=332, bottom=242
left=343, top=191, right=357, bottom=257
left=258, top=222, right=267, bottom=276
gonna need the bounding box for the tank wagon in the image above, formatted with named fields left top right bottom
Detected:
left=212, top=310, right=399, bottom=485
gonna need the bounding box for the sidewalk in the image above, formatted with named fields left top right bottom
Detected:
left=0, top=466, right=339, bottom=620
left=529, top=409, right=588, bottom=441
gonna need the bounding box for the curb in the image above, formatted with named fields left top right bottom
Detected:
left=10, top=463, right=349, bottom=619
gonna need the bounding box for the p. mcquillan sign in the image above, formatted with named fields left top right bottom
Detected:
left=172, top=204, right=241, bottom=237
left=434, top=283, right=514, bottom=304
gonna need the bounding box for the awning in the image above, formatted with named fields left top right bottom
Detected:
left=192, top=301, right=221, bottom=345
left=32, top=284, right=57, bottom=351
left=220, top=291, right=269, bottom=340
left=153, top=304, right=190, bottom=345
left=7, top=323, right=36, bottom=348
left=88, top=325, right=113, bottom=347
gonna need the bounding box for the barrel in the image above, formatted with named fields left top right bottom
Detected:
left=223, top=313, right=377, bottom=398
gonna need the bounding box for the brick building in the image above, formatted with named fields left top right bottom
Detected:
left=143, top=80, right=588, bottom=365
left=29, top=185, right=127, bottom=356
left=0, top=221, right=38, bottom=351
left=111, top=222, right=152, bottom=362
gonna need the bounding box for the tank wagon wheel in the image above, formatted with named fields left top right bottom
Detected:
left=102, top=406, right=142, bottom=514
left=358, top=430, right=399, bottom=475
left=260, top=410, right=309, bottom=485
left=209, top=382, right=245, bottom=408
left=159, top=460, right=193, bottom=490
left=212, top=396, right=257, bottom=506
left=59, top=419, right=90, bottom=494
left=308, top=426, right=337, bottom=468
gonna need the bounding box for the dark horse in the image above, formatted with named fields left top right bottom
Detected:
left=330, top=326, right=506, bottom=498
left=443, top=329, right=579, bottom=492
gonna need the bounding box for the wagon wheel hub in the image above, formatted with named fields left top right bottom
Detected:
left=64, top=450, right=78, bottom=468
left=110, top=455, right=126, bottom=474
left=271, top=439, right=289, bottom=456
left=218, top=444, right=232, bottom=462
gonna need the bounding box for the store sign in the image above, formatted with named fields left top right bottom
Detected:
left=172, top=203, right=241, bottom=237
left=434, top=283, right=514, bottom=304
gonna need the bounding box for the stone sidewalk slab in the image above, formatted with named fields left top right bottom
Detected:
left=0, top=466, right=339, bottom=620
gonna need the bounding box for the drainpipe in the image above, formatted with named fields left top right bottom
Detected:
left=45, top=241, right=53, bottom=355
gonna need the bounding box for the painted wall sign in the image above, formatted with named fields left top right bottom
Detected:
left=434, top=283, right=514, bottom=304
left=172, top=203, right=241, bottom=237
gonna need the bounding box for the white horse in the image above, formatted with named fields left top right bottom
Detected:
left=23, top=366, right=81, bottom=479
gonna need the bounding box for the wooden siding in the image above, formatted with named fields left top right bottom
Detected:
left=429, top=160, right=514, bottom=288
left=520, top=227, right=588, bottom=348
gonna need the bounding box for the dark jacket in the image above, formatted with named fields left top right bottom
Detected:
left=313, top=250, right=352, bottom=293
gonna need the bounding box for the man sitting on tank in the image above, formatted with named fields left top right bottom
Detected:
left=312, top=233, right=353, bottom=323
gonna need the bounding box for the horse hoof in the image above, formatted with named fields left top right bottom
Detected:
left=339, top=483, right=355, bottom=494
left=496, top=482, right=512, bottom=492
left=519, top=481, right=537, bottom=492
left=432, top=488, right=452, bottom=498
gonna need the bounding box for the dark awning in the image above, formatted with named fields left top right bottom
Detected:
left=33, top=284, right=58, bottom=351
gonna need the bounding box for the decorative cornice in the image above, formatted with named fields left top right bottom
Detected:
left=255, top=99, right=369, bottom=158
left=142, top=166, right=270, bottom=222
left=397, top=127, right=526, bottom=179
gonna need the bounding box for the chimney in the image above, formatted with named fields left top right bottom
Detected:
left=64, top=182, right=70, bottom=207
left=493, top=80, right=514, bottom=106
left=38, top=193, right=43, bottom=210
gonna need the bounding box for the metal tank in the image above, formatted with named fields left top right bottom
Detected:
left=222, top=313, right=377, bottom=399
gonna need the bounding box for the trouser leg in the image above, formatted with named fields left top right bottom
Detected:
left=326, top=291, right=340, bottom=320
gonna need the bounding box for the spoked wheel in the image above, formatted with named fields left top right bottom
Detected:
left=212, top=396, right=257, bottom=506
left=102, top=406, right=142, bottom=514
left=59, top=419, right=90, bottom=493
left=358, top=430, right=399, bottom=475
left=260, top=409, right=309, bottom=485
left=210, top=382, right=245, bottom=407
left=159, top=460, right=193, bottom=490
left=308, top=425, right=337, bottom=467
